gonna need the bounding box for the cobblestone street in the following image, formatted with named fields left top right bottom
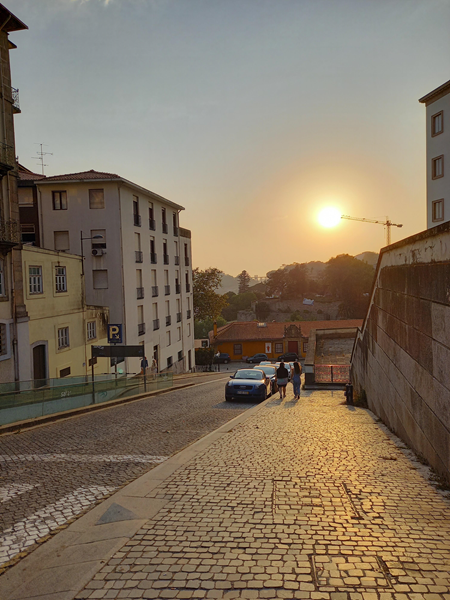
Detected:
left=0, top=375, right=250, bottom=565
left=75, top=388, right=450, bottom=600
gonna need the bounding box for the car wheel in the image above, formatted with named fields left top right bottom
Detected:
left=224, top=359, right=229, bottom=364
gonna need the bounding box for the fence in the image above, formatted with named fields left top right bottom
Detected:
left=314, top=365, right=350, bottom=384
left=0, top=373, right=173, bottom=427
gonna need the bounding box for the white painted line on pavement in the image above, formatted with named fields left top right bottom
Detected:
left=0, top=483, right=38, bottom=504
left=0, top=485, right=115, bottom=565
left=0, top=454, right=168, bottom=464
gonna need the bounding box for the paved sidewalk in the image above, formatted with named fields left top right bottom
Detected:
left=1, top=388, right=449, bottom=600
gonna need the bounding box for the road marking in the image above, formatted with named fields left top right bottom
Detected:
left=0, top=483, right=38, bottom=503
left=0, top=485, right=115, bottom=565
left=0, top=454, right=168, bottom=464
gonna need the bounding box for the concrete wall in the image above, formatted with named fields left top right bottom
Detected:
left=352, top=222, right=450, bottom=482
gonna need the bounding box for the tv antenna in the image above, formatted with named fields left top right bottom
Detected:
left=33, top=143, right=53, bottom=175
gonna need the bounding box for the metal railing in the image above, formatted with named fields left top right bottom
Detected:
left=173, top=226, right=179, bottom=236
left=186, top=283, right=191, bottom=292
left=163, top=254, right=169, bottom=265
left=149, top=218, right=156, bottom=231
left=138, top=323, right=146, bottom=335
left=134, top=214, right=141, bottom=227
left=314, top=365, right=350, bottom=383
left=152, top=285, right=159, bottom=297
left=137, top=287, right=144, bottom=299
left=150, top=252, right=157, bottom=264
left=12, top=87, right=20, bottom=113
left=175, top=283, right=181, bottom=294
left=187, top=309, right=191, bottom=319
left=162, top=223, right=168, bottom=234
left=135, top=251, right=143, bottom=263
left=174, top=255, right=180, bottom=265
left=166, top=315, right=171, bottom=326
left=165, top=285, right=170, bottom=295
left=176, top=312, right=182, bottom=322
left=185, top=256, right=190, bottom=266
left=153, top=319, right=160, bottom=331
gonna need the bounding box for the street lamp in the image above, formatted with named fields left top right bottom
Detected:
left=80, top=232, right=104, bottom=276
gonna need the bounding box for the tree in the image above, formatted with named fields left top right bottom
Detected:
left=193, top=268, right=228, bottom=322
left=237, top=270, right=251, bottom=294
left=221, top=292, right=257, bottom=321
left=255, top=301, right=271, bottom=321
left=194, top=316, right=227, bottom=339
left=284, top=264, right=308, bottom=299
left=266, top=269, right=288, bottom=298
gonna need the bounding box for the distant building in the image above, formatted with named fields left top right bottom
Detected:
left=17, top=163, right=45, bottom=246
left=419, top=80, right=450, bottom=228
left=32, top=170, right=195, bottom=374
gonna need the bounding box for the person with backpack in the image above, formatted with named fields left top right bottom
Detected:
left=291, top=361, right=302, bottom=399
left=276, top=361, right=289, bottom=399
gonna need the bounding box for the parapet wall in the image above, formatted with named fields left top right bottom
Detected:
left=352, top=221, right=450, bottom=482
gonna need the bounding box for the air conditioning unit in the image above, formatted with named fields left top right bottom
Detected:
left=92, top=248, right=104, bottom=257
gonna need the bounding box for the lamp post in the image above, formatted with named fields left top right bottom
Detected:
left=80, top=232, right=104, bottom=276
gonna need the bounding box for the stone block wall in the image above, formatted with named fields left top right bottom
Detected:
left=352, top=222, right=450, bottom=482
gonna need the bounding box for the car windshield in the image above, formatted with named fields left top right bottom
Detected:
left=234, top=369, right=264, bottom=380
left=254, top=365, right=276, bottom=376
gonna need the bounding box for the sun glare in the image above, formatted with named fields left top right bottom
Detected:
left=318, top=207, right=341, bottom=228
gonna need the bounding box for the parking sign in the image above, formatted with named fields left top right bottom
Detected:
left=107, top=324, right=122, bottom=344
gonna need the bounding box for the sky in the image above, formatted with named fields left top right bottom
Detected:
left=9, top=0, right=450, bottom=277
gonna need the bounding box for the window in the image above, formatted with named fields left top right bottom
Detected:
left=89, top=189, right=105, bottom=209
left=0, top=323, right=7, bottom=355
left=432, top=111, right=443, bottom=136
left=167, top=331, right=171, bottom=346
left=188, top=323, right=191, bottom=337
left=432, top=199, right=444, bottom=222
left=60, top=366, right=71, bottom=378
left=29, top=266, right=43, bottom=294
left=234, top=344, right=242, bottom=355
left=18, top=188, right=34, bottom=206
left=21, top=224, right=36, bottom=244
left=133, top=196, right=141, bottom=226
left=167, top=356, right=173, bottom=368
left=52, top=191, right=67, bottom=210
left=55, top=266, right=67, bottom=293
left=54, top=231, right=69, bottom=252
left=177, top=326, right=181, bottom=341
left=87, top=321, right=97, bottom=340
left=0, top=260, right=4, bottom=296
left=178, top=350, right=183, bottom=362
left=275, top=343, right=283, bottom=354
left=93, top=269, right=108, bottom=289
left=58, top=326, right=70, bottom=349
left=432, top=155, right=444, bottom=179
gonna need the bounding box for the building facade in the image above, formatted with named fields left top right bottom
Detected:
left=34, top=171, right=195, bottom=374
left=419, top=80, right=450, bottom=228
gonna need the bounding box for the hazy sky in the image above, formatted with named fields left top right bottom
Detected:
left=9, top=0, right=450, bottom=276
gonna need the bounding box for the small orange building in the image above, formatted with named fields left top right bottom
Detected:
left=209, top=320, right=363, bottom=361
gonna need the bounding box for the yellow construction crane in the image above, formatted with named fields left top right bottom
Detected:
left=341, top=215, right=403, bottom=246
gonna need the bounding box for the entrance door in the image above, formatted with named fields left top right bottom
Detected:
left=33, top=344, right=47, bottom=387
left=287, top=341, right=298, bottom=353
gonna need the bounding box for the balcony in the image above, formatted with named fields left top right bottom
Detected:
left=138, top=323, right=146, bottom=336
left=12, top=88, right=21, bottom=114
left=149, top=218, right=156, bottom=231
left=165, top=285, right=170, bottom=295
left=134, top=214, right=141, bottom=227
left=153, top=319, right=160, bottom=331
left=162, top=223, right=168, bottom=234
left=173, top=226, right=179, bottom=236
left=150, top=252, right=157, bottom=264
left=152, top=285, right=159, bottom=297
left=166, top=315, right=171, bottom=326
left=163, top=254, right=169, bottom=265
left=135, top=251, right=143, bottom=263
left=186, top=283, right=191, bottom=292
left=175, top=283, right=181, bottom=294
left=176, top=312, right=182, bottom=323
left=185, top=256, right=190, bottom=266
left=174, top=255, right=180, bottom=265
left=187, top=309, right=191, bottom=319
left=0, top=219, right=20, bottom=252
left=180, top=227, right=191, bottom=239
left=137, top=287, right=144, bottom=299
left=0, top=143, right=15, bottom=176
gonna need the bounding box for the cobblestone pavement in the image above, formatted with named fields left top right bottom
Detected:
left=76, top=388, right=450, bottom=600
left=0, top=375, right=254, bottom=565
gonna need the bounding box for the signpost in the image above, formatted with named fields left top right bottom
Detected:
left=107, top=324, right=123, bottom=383
left=91, top=345, right=147, bottom=401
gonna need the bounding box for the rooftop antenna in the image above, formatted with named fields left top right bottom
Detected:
left=32, top=143, right=53, bottom=175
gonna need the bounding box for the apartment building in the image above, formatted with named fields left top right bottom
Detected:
left=34, top=170, right=195, bottom=374
left=0, top=5, right=27, bottom=383
left=419, top=79, right=450, bottom=228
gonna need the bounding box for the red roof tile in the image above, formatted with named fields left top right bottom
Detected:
left=18, top=163, right=46, bottom=181
left=38, top=170, right=122, bottom=182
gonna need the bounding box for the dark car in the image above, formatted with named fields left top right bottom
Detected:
left=225, top=368, right=271, bottom=401
left=277, top=352, right=299, bottom=362
left=252, top=364, right=278, bottom=395
left=246, top=353, right=269, bottom=364
left=213, top=353, right=231, bottom=364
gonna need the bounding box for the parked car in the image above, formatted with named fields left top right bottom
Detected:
left=253, top=364, right=278, bottom=395
left=246, top=353, right=269, bottom=364
left=277, top=352, right=299, bottom=362
left=225, top=368, right=271, bottom=401
left=213, top=352, right=231, bottom=364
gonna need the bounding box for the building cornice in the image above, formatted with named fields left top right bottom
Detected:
left=419, top=79, right=450, bottom=106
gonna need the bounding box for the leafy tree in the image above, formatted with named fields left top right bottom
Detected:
left=195, top=348, right=215, bottom=366
left=284, top=264, right=308, bottom=299
left=221, top=292, right=257, bottom=321
left=255, top=301, right=271, bottom=321
left=324, top=254, right=375, bottom=318
left=194, top=316, right=227, bottom=339
left=193, top=268, right=228, bottom=321
left=266, top=269, right=288, bottom=298
left=237, top=270, right=251, bottom=294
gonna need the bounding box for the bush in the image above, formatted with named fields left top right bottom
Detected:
left=195, top=348, right=214, bottom=366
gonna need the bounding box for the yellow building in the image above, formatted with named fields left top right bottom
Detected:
left=19, top=246, right=109, bottom=381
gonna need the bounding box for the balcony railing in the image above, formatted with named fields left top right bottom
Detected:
left=134, top=214, right=141, bottom=227
left=175, top=283, right=181, bottom=294
left=174, top=255, right=180, bottom=265
left=12, top=88, right=20, bottom=114
left=173, top=226, right=179, bottom=236
left=150, top=252, right=157, bottom=264
left=137, top=287, right=144, bottom=299
left=138, top=323, right=146, bottom=336
left=186, top=283, right=191, bottom=292
left=163, top=254, right=169, bottom=265
left=184, top=256, right=190, bottom=266
left=180, top=227, right=191, bottom=239
left=166, top=315, right=171, bottom=326
left=165, top=285, right=170, bottom=295
left=135, top=251, right=143, bottom=263
left=176, top=312, right=182, bottom=323
left=162, top=223, right=168, bottom=234
left=152, top=285, right=159, bottom=297
left=187, top=309, right=191, bottom=319
left=149, top=218, right=156, bottom=231
left=0, top=220, right=20, bottom=248
left=153, top=319, right=160, bottom=331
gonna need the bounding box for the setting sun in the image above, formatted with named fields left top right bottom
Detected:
left=318, top=207, right=341, bottom=228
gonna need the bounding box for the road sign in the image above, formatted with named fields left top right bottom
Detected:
left=92, top=345, right=144, bottom=358
left=107, top=324, right=122, bottom=344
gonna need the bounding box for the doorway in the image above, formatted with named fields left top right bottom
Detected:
left=33, top=344, right=47, bottom=387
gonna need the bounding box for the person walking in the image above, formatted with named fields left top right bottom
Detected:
left=291, top=361, right=302, bottom=399
left=276, top=361, right=289, bottom=399
left=140, top=356, right=149, bottom=376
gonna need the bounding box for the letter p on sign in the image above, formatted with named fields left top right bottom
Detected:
left=108, top=324, right=122, bottom=344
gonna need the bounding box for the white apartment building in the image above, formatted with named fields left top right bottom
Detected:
left=419, top=79, right=450, bottom=228
left=35, top=170, right=195, bottom=374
